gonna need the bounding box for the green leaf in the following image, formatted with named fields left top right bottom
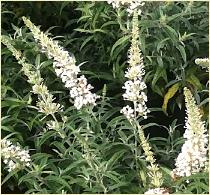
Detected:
left=93, top=29, right=108, bottom=34
left=151, top=67, right=167, bottom=92
left=199, top=98, right=209, bottom=106
left=101, top=21, right=118, bottom=28
left=142, top=123, right=160, bottom=130
left=46, top=175, right=72, bottom=191
left=18, top=173, right=35, bottom=185
left=106, top=149, right=127, bottom=169
left=2, top=169, right=19, bottom=185
left=104, top=172, right=121, bottom=183
left=80, top=35, right=93, bottom=50
left=160, top=166, right=172, bottom=175
left=62, top=159, right=86, bottom=175
left=157, top=38, right=170, bottom=52
left=35, top=54, right=41, bottom=68
left=40, top=60, right=52, bottom=70
left=176, top=45, right=186, bottom=62
left=164, top=25, right=178, bottom=40
left=59, top=2, right=70, bottom=15
left=110, top=35, right=130, bottom=57
left=186, top=74, right=202, bottom=90
left=157, top=56, right=163, bottom=67
left=50, top=141, right=67, bottom=154
left=109, top=182, right=129, bottom=191
left=37, top=130, right=57, bottom=148
left=32, top=153, right=52, bottom=164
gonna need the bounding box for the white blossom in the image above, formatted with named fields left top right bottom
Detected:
left=46, top=120, right=60, bottom=130
left=49, top=48, right=100, bottom=110
left=1, top=36, right=64, bottom=116
left=172, top=87, right=208, bottom=177
left=23, top=17, right=100, bottom=110
left=172, top=130, right=208, bottom=177
left=126, top=0, right=145, bottom=16
left=107, top=0, right=145, bottom=16
left=144, top=188, right=169, bottom=194
left=107, top=0, right=122, bottom=9
left=195, top=58, right=209, bottom=71
left=125, top=64, right=145, bottom=79
left=120, top=9, right=149, bottom=120
left=1, top=138, right=31, bottom=172
left=118, top=5, right=163, bottom=191
left=120, top=105, right=135, bottom=119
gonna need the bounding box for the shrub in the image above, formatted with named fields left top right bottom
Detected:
left=1, top=1, right=209, bottom=194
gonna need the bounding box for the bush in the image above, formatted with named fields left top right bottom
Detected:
left=1, top=1, right=209, bottom=194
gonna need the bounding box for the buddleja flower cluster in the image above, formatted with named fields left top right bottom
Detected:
left=1, top=139, right=31, bottom=172
left=1, top=36, right=63, bottom=116
left=172, top=87, right=208, bottom=177
left=138, top=125, right=164, bottom=189
left=120, top=10, right=165, bottom=193
left=144, top=188, right=169, bottom=194
left=120, top=11, right=149, bottom=120
left=2, top=36, right=67, bottom=138
left=22, top=17, right=99, bottom=110
left=107, top=0, right=145, bottom=15
left=195, top=58, right=209, bottom=71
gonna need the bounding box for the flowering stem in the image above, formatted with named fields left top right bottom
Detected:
left=22, top=16, right=100, bottom=110
left=1, top=35, right=65, bottom=138
left=172, top=87, right=208, bottom=177
left=119, top=8, right=164, bottom=190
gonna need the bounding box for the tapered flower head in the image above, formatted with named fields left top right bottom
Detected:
left=172, top=87, right=208, bottom=177
left=22, top=17, right=99, bottom=110
left=1, top=36, right=63, bottom=115
left=121, top=10, right=149, bottom=120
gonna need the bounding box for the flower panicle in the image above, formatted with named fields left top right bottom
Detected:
left=172, top=87, right=208, bottom=178
left=1, top=138, right=31, bottom=172
left=1, top=35, right=63, bottom=115
left=107, top=0, right=145, bottom=16
left=22, top=17, right=99, bottom=110
left=144, top=188, right=169, bottom=194
left=1, top=35, right=22, bottom=60
left=121, top=10, right=149, bottom=120
left=195, top=58, right=209, bottom=71
left=184, top=87, right=207, bottom=136
left=119, top=8, right=163, bottom=191
left=138, top=125, right=163, bottom=188
left=32, top=83, right=63, bottom=115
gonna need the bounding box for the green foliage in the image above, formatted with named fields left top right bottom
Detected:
left=1, top=1, right=209, bottom=194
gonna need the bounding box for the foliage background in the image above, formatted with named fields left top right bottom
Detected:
left=1, top=1, right=209, bottom=194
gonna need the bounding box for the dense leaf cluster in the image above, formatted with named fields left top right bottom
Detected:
left=1, top=1, right=209, bottom=194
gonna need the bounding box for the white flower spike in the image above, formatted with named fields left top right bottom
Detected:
left=172, top=87, right=208, bottom=177
left=22, top=17, right=100, bottom=110
left=1, top=139, right=31, bottom=172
